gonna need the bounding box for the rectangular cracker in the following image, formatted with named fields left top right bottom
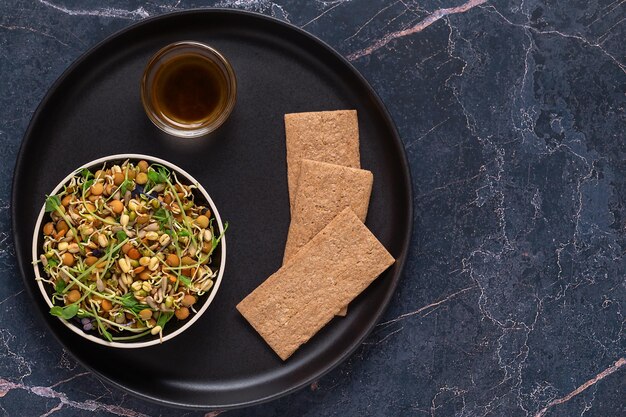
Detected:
left=284, top=110, right=360, bottom=211
left=237, top=208, right=395, bottom=360
left=285, top=160, right=374, bottom=318
left=283, top=160, right=373, bottom=264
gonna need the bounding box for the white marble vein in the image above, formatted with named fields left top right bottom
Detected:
left=37, top=0, right=150, bottom=20
left=0, top=374, right=151, bottom=417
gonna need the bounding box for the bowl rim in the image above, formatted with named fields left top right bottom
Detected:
left=31, top=153, right=227, bottom=348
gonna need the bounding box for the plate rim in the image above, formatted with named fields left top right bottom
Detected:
left=11, top=7, right=414, bottom=411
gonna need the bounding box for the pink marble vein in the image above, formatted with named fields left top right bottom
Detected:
left=347, top=0, right=488, bottom=61
left=534, top=357, right=626, bottom=417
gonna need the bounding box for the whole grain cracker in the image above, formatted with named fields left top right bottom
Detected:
left=284, top=160, right=373, bottom=263
left=287, top=159, right=374, bottom=317
left=237, top=208, right=395, bottom=360
left=284, top=110, right=360, bottom=211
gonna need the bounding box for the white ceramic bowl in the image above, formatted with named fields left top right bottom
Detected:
left=32, top=153, right=226, bottom=348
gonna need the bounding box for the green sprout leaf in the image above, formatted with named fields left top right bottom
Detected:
left=153, top=207, right=167, bottom=222
left=80, top=168, right=94, bottom=180
left=147, top=170, right=160, bottom=183
left=62, top=304, right=79, bottom=319
left=157, top=167, right=169, bottom=183
left=157, top=312, right=173, bottom=328
left=50, top=306, right=63, bottom=317
left=116, top=230, right=127, bottom=242
left=50, top=304, right=79, bottom=320
left=44, top=195, right=61, bottom=213
left=120, top=179, right=133, bottom=195
left=54, top=279, right=66, bottom=293
left=118, top=293, right=146, bottom=314
left=119, top=292, right=137, bottom=308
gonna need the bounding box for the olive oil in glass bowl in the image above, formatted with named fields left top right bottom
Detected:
left=141, top=41, right=237, bottom=138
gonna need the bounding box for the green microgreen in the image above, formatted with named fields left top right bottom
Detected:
left=44, top=195, right=61, bottom=213
left=116, top=230, right=127, bottom=242
left=80, top=168, right=94, bottom=180
left=50, top=304, right=79, bottom=320
left=54, top=279, right=66, bottom=293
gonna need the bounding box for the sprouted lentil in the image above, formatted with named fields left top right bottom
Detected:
left=35, top=160, right=227, bottom=342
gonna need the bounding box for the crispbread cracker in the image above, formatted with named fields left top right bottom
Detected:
left=237, top=208, right=395, bottom=360
left=284, top=110, right=360, bottom=211
left=284, top=159, right=372, bottom=262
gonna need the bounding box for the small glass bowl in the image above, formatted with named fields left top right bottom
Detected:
left=141, top=41, right=237, bottom=138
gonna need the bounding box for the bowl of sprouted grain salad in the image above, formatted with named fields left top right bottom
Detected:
left=31, top=154, right=227, bottom=348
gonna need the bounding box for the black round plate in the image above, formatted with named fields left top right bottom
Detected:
left=12, top=9, right=412, bottom=410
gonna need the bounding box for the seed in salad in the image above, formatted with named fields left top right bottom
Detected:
left=136, top=172, right=148, bottom=185
left=166, top=253, right=179, bottom=267
left=66, top=290, right=81, bottom=304
left=120, top=214, right=129, bottom=227
left=139, top=309, right=153, bottom=320
left=122, top=243, right=132, bottom=254
left=56, top=220, right=69, bottom=233
left=182, top=294, right=196, bottom=307
left=113, top=172, right=125, bottom=186
left=43, top=222, right=55, bottom=236
left=148, top=257, right=159, bottom=271
left=62, top=253, right=75, bottom=266
left=109, top=200, right=124, bottom=214
left=159, top=234, right=171, bottom=247
left=195, top=215, right=209, bottom=229
left=119, top=258, right=131, bottom=274
left=90, top=182, right=104, bottom=195
left=97, top=234, right=108, bottom=247
left=175, top=307, right=190, bottom=320
left=127, top=248, right=141, bottom=260
left=101, top=299, right=112, bottom=312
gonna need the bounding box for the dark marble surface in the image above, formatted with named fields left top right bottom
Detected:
left=1, top=0, right=625, bottom=416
